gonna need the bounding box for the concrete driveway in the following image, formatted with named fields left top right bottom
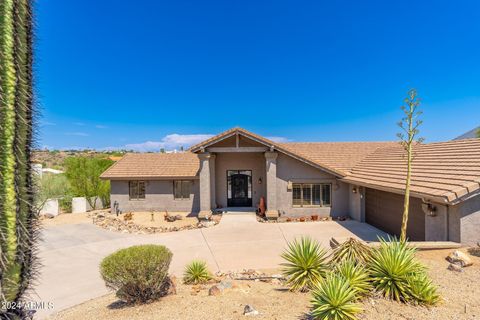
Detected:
left=34, top=213, right=386, bottom=319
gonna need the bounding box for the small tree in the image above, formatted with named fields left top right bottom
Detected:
left=397, top=89, right=424, bottom=242
left=477, top=128, right=480, bottom=138
left=64, top=157, right=114, bottom=209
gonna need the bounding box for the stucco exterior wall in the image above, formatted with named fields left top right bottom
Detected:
left=275, top=153, right=349, bottom=218
left=214, top=152, right=266, bottom=208
left=448, top=194, right=480, bottom=245
left=110, top=180, right=200, bottom=214
left=423, top=203, right=448, bottom=241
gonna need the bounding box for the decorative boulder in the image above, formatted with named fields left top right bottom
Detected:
left=447, top=263, right=463, bottom=272
left=446, top=250, right=473, bottom=267
left=208, top=285, right=221, bottom=296
left=243, top=305, right=259, bottom=316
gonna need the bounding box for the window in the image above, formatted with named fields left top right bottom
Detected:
left=174, top=180, right=191, bottom=200
left=292, top=183, right=331, bottom=207
left=129, top=181, right=145, bottom=200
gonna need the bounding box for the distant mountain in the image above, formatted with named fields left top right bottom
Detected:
left=454, top=127, right=480, bottom=140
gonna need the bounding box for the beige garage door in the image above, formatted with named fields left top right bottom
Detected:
left=365, top=188, right=425, bottom=241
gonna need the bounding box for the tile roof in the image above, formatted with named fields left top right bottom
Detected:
left=342, top=138, right=480, bottom=203
left=278, top=142, right=396, bottom=174
left=101, top=127, right=480, bottom=203
left=100, top=153, right=200, bottom=179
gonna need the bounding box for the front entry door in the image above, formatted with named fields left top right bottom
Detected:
left=228, top=173, right=252, bottom=207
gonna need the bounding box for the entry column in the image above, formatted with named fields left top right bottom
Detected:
left=265, top=151, right=279, bottom=218
left=199, top=152, right=212, bottom=218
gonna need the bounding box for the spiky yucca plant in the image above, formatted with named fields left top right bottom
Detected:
left=281, top=237, right=329, bottom=292
left=311, top=273, right=363, bottom=320
left=368, top=237, right=424, bottom=302
left=331, top=238, right=372, bottom=265
left=335, top=259, right=372, bottom=297
left=183, top=260, right=212, bottom=285
left=0, top=0, right=38, bottom=318
left=407, top=273, right=440, bottom=306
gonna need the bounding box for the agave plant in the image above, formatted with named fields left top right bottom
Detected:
left=331, top=238, right=372, bottom=265
left=183, top=260, right=212, bottom=285
left=368, top=237, right=424, bottom=302
left=1, top=0, right=38, bottom=318
left=281, top=237, right=329, bottom=292
left=407, top=272, right=440, bottom=306
left=311, top=273, right=363, bottom=320
left=335, top=259, right=372, bottom=297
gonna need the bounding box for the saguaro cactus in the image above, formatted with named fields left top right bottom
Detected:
left=0, top=0, right=37, bottom=318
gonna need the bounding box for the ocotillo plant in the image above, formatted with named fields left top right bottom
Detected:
left=0, top=0, right=38, bottom=318
left=397, top=89, right=424, bottom=242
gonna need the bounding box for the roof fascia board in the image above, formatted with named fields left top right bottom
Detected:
left=341, top=178, right=450, bottom=204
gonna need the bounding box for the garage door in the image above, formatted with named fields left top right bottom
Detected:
left=365, top=188, right=425, bottom=241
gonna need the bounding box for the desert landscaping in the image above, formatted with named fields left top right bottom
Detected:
left=47, top=248, right=480, bottom=320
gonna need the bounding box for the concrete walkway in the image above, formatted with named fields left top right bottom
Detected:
left=34, top=213, right=386, bottom=319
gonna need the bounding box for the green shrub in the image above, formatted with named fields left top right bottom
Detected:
left=311, top=273, right=363, bottom=320
left=183, top=260, right=212, bottom=284
left=281, top=237, right=329, bottom=292
left=368, top=237, right=424, bottom=302
left=331, top=238, right=372, bottom=265
left=407, top=273, right=440, bottom=305
left=100, top=245, right=173, bottom=303
left=335, top=259, right=372, bottom=297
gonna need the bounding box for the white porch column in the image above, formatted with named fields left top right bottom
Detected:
left=265, top=151, right=279, bottom=218
left=199, top=152, right=212, bottom=218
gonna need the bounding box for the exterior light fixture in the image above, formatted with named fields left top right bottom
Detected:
left=258, top=178, right=262, bottom=184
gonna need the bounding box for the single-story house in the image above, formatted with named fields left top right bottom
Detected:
left=100, top=127, right=480, bottom=244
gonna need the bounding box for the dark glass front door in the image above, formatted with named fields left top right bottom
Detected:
left=227, top=173, right=252, bottom=207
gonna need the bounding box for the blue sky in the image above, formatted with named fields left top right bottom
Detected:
left=37, top=0, right=480, bottom=151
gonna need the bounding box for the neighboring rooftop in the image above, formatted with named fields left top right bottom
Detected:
left=343, top=138, right=480, bottom=203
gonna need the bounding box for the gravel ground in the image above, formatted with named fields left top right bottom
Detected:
left=41, top=212, right=93, bottom=227
left=46, top=248, right=480, bottom=320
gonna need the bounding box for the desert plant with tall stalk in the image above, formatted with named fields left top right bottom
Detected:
left=397, top=89, right=424, bottom=242
left=0, top=0, right=38, bottom=318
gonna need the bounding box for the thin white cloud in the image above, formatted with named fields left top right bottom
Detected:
left=123, top=134, right=214, bottom=152
left=266, top=136, right=290, bottom=143
left=95, top=124, right=108, bottom=129
left=65, top=132, right=89, bottom=137
left=74, top=122, right=85, bottom=126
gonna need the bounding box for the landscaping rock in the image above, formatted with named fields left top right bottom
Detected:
left=165, top=215, right=176, bottom=222
left=42, top=212, right=56, bottom=219
left=243, top=305, right=259, bottom=316
left=164, top=276, right=177, bottom=295
left=447, top=263, right=464, bottom=272
left=92, top=212, right=220, bottom=234
left=200, top=220, right=216, bottom=228
left=218, top=281, right=233, bottom=290
left=446, top=250, right=473, bottom=267
left=208, top=285, right=221, bottom=296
